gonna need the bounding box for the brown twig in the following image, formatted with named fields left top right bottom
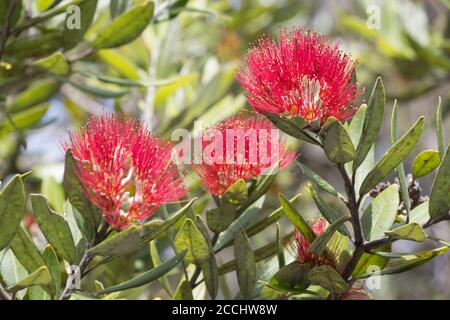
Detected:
left=336, top=164, right=365, bottom=280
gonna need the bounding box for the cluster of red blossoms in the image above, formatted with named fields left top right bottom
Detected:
left=65, top=28, right=360, bottom=235
left=65, top=114, right=293, bottom=229
left=64, top=114, right=187, bottom=229
left=192, top=115, right=296, bottom=195
left=237, top=28, right=361, bottom=125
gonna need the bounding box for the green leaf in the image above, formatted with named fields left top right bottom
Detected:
left=362, top=184, right=399, bottom=241
left=31, top=194, right=76, bottom=264
left=279, top=193, right=315, bottom=243
left=244, top=193, right=301, bottom=239
left=149, top=241, right=172, bottom=296
left=0, top=175, right=26, bottom=251
left=4, top=31, right=62, bottom=58
left=32, top=52, right=69, bottom=76
left=10, top=226, right=46, bottom=273
left=436, top=97, right=445, bottom=158
left=308, top=216, right=350, bottom=255
left=352, top=246, right=390, bottom=278
left=409, top=201, right=430, bottom=225
left=63, top=149, right=101, bottom=241
left=141, top=198, right=196, bottom=243
left=265, top=113, right=320, bottom=146
left=194, top=216, right=218, bottom=299
left=276, top=223, right=285, bottom=269
left=308, top=185, right=351, bottom=236
left=60, top=77, right=130, bottom=98
left=223, top=179, right=248, bottom=205
left=63, top=0, right=98, bottom=50
left=41, top=175, right=65, bottom=213
left=234, top=228, right=256, bottom=298
left=174, top=219, right=209, bottom=264
left=29, top=244, right=61, bottom=300
left=354, top=77, right=385, bottom=171
left=359, top=116, right=425, bottom=196
left=6, top=79, right=59, bottom=113
left=391, top=100, right=410, bottom=217
left=218, top=232, right=294, bottom=276
left=355, top=246, right=450, bottom=278
left=265, top=262, right=311, bottom=294
left=93, top=1, right=154, bottom=49
left=296, top=161, right=345, bottom=201
left=385, top=223, right=425, bottom=242
left=412, top=150, right=440, bottom=178
left=0, top=103, right=50, bottom=138
left=214, top=196, right=266, bottom=251
left=91, top=250, right=186, bottom=295
left=206, top=203, right=237, bottom=233
left=42, top=245, right=61, bottom=298
left=323, top=120, right=355, bottom=164
left=308, top=265, right=348, bottom=295
left=173, top=280, right=193, bottom=300
left=8, top=266, right=53, bottom=295
left=0, top=250, right=28, bottom=299
left=429, top=145, right=450, bottom=222
left=89, top=220, right=163, bottom=257
left=347, top=104, right=367, bottom=147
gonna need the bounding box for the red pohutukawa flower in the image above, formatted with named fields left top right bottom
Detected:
left=292, top=218, right=335, bottom=267
left=237, top=28, right=361, bottom=125
left=64, top=114, right=187, bottom=229
left=191, top=114, right=295, bottom=196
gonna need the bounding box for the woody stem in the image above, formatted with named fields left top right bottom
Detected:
left=336, top=164, right=365, bottom=280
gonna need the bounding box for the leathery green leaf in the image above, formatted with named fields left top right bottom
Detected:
left=150, top=241, right=172, bottom=296
left=8, top=266, right=53, bottom=295
left=223, top=179, right=248, bottom=205
left=63, top=0, right=98, bottom=50
left=412, top=150, right=440, bottom=178
left=265, top=262, right=311, bottom=294
left=385, top=223, right=425, bottom=242
left=63, top=149, right=101, bottom=241
left=359, top=116, right=424, bottom=196
left=362, top=184, right=399, bottom=241
left=173, top=280, right=193, bottom=300
left=206, top=202, right=237, bottom=233
left=234, top=228, right=256, bottom=298
left=31, top=194, right=76, bottom=264
left=309, top=265, right=348, bottom=295
left=0, top=175, right=26, bottom=251
left=297, top=161, right=345, bottom=201
left=93, top=1, right=154, bottom=49
left=308, top=215, right=351, bottom=255
left=355, top=246, right=450, bottom=278
left=194, top=216, right=218, bottom=299
left=91, top=250, right=186, bottom=295
left=279, top=193, right=315, bottom=243
left=89, top=220, right=163, bottom=257
left=323, top=120, right=355, bottom=164
left=10, top=226, right=46, bottom=273
left=354, top=77, right=385, bottom=171
left=32, top=52, right=69, bottom=76
left=429, top=145, right=450, bottom=222
left=174, top=219, right=209, bottom=264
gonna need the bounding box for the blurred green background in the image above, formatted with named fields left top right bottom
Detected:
left=1, top=0, right=449, bottom=299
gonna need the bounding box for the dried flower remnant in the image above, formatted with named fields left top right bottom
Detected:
left=64, top=114, right=187, bottom=229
